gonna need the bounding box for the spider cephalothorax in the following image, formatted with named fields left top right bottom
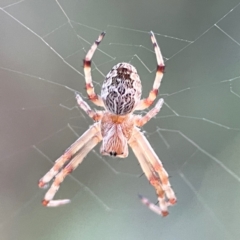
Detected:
left=100, top=113, right=134, bottom=157
left=101, top=62, right=142, bottom=115
left=39, top=31, right=176, bottom=216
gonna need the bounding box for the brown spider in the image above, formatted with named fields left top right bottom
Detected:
left=38, top=32, right=176, bottom=216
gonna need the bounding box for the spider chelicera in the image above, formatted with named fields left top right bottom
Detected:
left=38, top=31, right=176, bottom=216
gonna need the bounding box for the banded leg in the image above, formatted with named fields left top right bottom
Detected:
left=129, top=137, right=169, bottom=216
left=75, top=93, right=103, bottom=121
left=38, top=123, right=100, bottom=188
left=84, top=32, right=106, bottom=107
left=136, top=31, right=165, bottom=110
left=132, top=128, right=176, bottom=204
left=134, top=98, right=164, bottom=127
left=42, top=132, right=102, bottom=207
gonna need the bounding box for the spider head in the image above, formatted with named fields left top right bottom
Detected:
left=101, top=62, right=142, bottom=115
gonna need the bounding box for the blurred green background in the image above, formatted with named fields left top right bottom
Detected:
left=1, top=0, right=240, bottom=239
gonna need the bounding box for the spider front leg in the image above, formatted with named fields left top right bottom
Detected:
left=41, top=132, right=102, bottom=207
left=83, top=32, right=106, bottom=107
left=136, top=31, right=165, bottom=110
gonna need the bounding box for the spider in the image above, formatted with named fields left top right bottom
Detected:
left=38, top=31, right=176, bottom=216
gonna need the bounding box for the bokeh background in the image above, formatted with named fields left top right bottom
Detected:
left=1, top=0, right=240, bottom=239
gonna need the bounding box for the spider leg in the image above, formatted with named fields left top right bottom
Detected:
left=84, top=32, right=106, bottom=107
left=75, top=93, right=103, bottom=121
left=135, top=31, right=165, bottom=110
left=134, top=98, right=164, bottom=127
left=42, top=132, right=102, bottom=207
left=129, top=138, right=169, bottom=216
left=131, top=128, right=177, bottom=210
left=134, top=128, right=176, bottom=203
left=38, top=123, right=100, bottom=188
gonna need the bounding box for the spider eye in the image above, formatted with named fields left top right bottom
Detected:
left=109, top=151, right=117, bottom=156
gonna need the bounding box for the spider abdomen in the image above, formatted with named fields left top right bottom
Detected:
left=101, top=62, right=142, bottom=115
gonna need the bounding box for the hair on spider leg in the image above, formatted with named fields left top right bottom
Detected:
left=138, top=172, right=145, bottom=178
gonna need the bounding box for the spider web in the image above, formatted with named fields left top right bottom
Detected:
left=1, top=0, right=240, bottom=239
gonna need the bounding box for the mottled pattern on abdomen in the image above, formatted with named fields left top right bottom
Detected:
left=101, top=62, right=142, bottom=115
